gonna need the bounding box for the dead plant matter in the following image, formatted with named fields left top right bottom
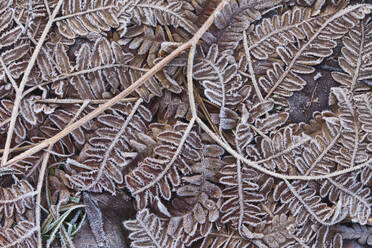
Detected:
left=0, top=0, right=372, bottom=247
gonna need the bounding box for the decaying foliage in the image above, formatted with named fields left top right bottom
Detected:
left=0, top=0, right=372, bottom=247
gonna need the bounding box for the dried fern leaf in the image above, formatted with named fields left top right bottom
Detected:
left=259, top=214, right=298, bottom=248
left=0, top=220, right=38, bottom=248
left=329, top=88, right=369, bottom=168
left=212, top=0, right=262, bottom=50
left=219, top=160, right=265, bottom=239
left=123, top=208, right=180, bottom=248
left=65, top=100, right=151, bottom=194
left=0, top=26, right=22, bottom=49
left=274, top=180, right=347, bottom=225
left=255, top=125, right=312, bottom=173
left=355, top=92, right=372, bottom=153
left=200, top=227, right=253, bottom=248
left=320, top=175, right=372, bottom=225
left=56, top=0, right=119, bottom=39
left=126, top=121, right=202, bottom=208
left=313, top=225, right=343, bottom=248
left=247, top=6, right=313, bottom=60
left=0, top=179, right=35, bottom=219
left=193, top=44, right=242, bottom=131
left=253, top=4, right=370, bottom=105
left=331, top=20, right=372, bottom=92
left=163, top=145, right=224, bottom=244
left=122, top=0, right=198, bottom=34
left=0, top=99, right=36, bottom=142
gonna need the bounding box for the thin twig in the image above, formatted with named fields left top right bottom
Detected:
left=187, top=43, right=198, bottom=117
left=195, top=116, right=372, bottom=180
left=0, top=144, right=34, bottom=155
left=34, top=97, right=139, bottom=104
left=44, top=0, right=51, bottom=17
left=35, top=100, right=89, bottom=248
left=1, top=0, right=64, bottom=166
left=35, top=144, right=53, bottom=248
left=243, top=31, right=264, bottom=102
left=53, top=6, right=116, bottom=22
left=0, top=118, right=10, bottom=129
left=22, top=64, right=148, bottom=98
left=0, top=57, right=18, bottom=91
left=4, top=0, right=231, bottom=167
left=193, top=87, right=220, bottom=136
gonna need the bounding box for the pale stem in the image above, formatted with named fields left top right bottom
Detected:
left=1, top=0, right=64, bottom=166
left=4, top=0, right=231, bottom=168
left=0, top=57, right=19, bottom=91
left=35, top=100, right=89, bottom=247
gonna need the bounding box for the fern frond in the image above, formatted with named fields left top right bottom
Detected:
left=274, top=180, right=347, bottom=225
left=127, top=0, right=198, bottom=34
left=165, top=144, right=224, bottom=244
left=200, top=227, right=253, bottom=248
left=56, top=0, right=119, bottom=39
left=321, top=174, right=372, bottom=225
left=329, top=88, right=369, bottom=168
left=332, top=20, right=372, bottom=92
left=194, top=44, right=241, bottom=132
left=65, top=99, right=151, bottom=194
left=126, top=121, right=201, bottom=208
left=219, top=160, right=265, bottom=237
left=260, top=214, right=298, bottom=248
left=0, top=179, right=35, bottom=219
left=0, top=221, right=38, bottom=248
left=212, top=0, right=261, bottom=50
left=123, top=208, right=180, bottom=248
left=252, top=4, right=370, bottom=106
left=247, top=6, right=313, bottom=60
left=355, top=92, right=372, bottom=152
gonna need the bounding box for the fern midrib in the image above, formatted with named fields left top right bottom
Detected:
left=328, top=178, right=371, bottom=207
left=264, top=4, right=365, bottom=100
left=138, top=218, right=163, bottom=248
left=132, top=117, right=196, bottom=195
left=22, top=64, right=144, bottom=98
left=284, top=179, right=337, bottom=225
left=304, top=132, right=341, bottom=176
left=204, top=58, right=227, bottom=135
left=243, top=31, right=264, bottom=103
left=236, top=159, right=245, bottom=233
left=247, top=11, right=317, bottom=52
left=350, top=118, right=360, bottom=167
left=342, top=94, right=360, bottom=168
left=0, top=190, right=37, bottom=204
left=2, top=225, right=39, bottom=248
left=257, top=136, right=311, bottom=165
left=135, top=3, right=196, bottom=32
left=351, top=22, right=365, bottom=92
left=54, top=5, right=116, bottom=22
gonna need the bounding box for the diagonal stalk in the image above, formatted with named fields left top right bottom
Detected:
left=4, top=0, right=231, bottom=167
left=1, top=0, right=64, bottom=166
